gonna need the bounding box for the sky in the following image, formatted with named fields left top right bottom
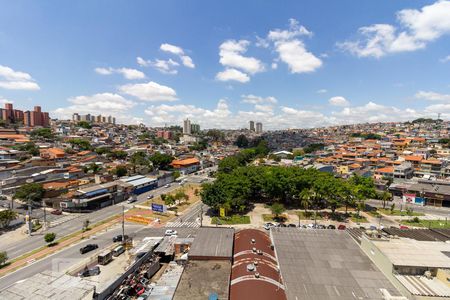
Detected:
left=0, top=0, right=450, bottom=129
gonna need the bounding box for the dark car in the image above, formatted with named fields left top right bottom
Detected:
left=51, top=210, right=62, bottom=215
left=287, top=223, right=297, bottom=228
left=79, top=266, right=100, bottom=277
left=80, top=244, right=98, bottom=254
left=113, top=235, right=129, bottom=242
left=327, top=224, right=336, bottom=229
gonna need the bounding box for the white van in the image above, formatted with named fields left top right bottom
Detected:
left=113, top=245, right=124, bottom=257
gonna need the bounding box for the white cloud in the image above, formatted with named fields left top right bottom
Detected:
left=0, top=65, right=40, bottom=90
left=329, top=96, right=350, bottom=106
left=268, top=18, right=312, bottom=41
left=95, top=67, right=145, bottom=80
left=317, top=89, right=327, bottom=93
left=160, top=43, right=195, bottom=68
left=218, top=40, right=265, bottom=74
left=119, top=81, right=178, bottom=102
left=415, top=90, right=450, bottom=102
left=241, top=94, right=277, bottom=104
left=215, top=68, right=250, bottom=83
left=138, top=58, right=179, bottom=75
left=254, top=104, right=274, bottom=112
left=274, top=39, right=322, bottom=73
left=441, top=55, right=450, bottom=62
left=0, top=97, right=12, bottom=105
left=263, top=19, right=322, bottom=73
left=339, top=1, right=450, bottom=58
left=52, top=93, right=137, bottom=124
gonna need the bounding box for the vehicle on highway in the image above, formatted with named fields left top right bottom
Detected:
left=337, top=224, right=346, bottom=230
left=127, top=196, right=137, bottom=204
left=80, top=244, right=98, bottom=254
left=147, top=194, right=154, bottom=199
left=327, top=224, right=336, bottom=229
left=112, top=234, right=129, bottom=242
left=165, top=229, right=177, bottom=236
left=164, top=184, right=170, bottom=188
left=263, top=222, right=275, bottom=230
left=51, top=209, right=62, bottom=215
left=113, top=245, right=125, bottom=257
left=78, top=265, right=100, bottom=277
left=287, top=223, right=296, bottom=227
left=98, top=250, right=113, bottom=265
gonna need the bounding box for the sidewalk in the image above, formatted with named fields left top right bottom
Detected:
left=0, top=216, right=120, bottom=277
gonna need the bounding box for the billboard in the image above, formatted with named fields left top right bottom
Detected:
left=151, top=203, right=167, bottom=213
left=414, top=197, right=425, bottom=206
left=402, top=193, right=415, bottom=204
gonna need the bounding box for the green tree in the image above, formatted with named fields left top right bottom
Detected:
left=299, top=189, right=312, bottom=217
left=68, top=138, right=91, bottom=151
left=108, top=150, right=128, bottom=160
left=164, top=195, right=175, bottom=206
left=44, top=232, right=56, bottom=245
left=381, top=191, right=391, bottom=209
left=31, top=128, right=54, bottom=140
left=149, top=152, right=173, bottom=170
left=173, top=170, right=181, bottom=180
left=12, top=142, right=40, bottom=156
left=270, top=203, right=285, bottom=219
left=77, top=121, right=92, bottom=129
left=13, top=183, right=45, bottom=205
left=113, top=165, right=128, bottom=177
left=235, top=134, right=249, bottom=148
left=0, top=210, right=18, bottom=228
left=0, top=251, right=8, bottom=266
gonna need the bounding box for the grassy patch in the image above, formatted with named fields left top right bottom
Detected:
left=297, top=211, right=323, bottom=220
left=367, top=211, right=381, bottom=218
left=402, top=219, right=450, bottom=229
left=262, top=214, right=287, bottom=222
left=211, top=215, right=250, bottom=225
left=350, top=214, right=369, bottom=223
left=378, top=209, right=424, bottom=217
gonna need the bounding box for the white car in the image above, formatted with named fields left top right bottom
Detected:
left=164, top=184, right=170, bottom=188
left=147, top=195, right=154, bottom=199
left=165, top=229, right=177, bottom=236
left=127, top=197, right=137, bottom=204
left=263, top=222, right=275, bottom=230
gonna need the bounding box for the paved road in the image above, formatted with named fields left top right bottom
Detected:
left=0, top=183, right=183, bottom=260
left=366, top=198, right=450, bottom=218
left=0, top=225, right=200, bottom=291
left=165, top=201, right=207, bottom=228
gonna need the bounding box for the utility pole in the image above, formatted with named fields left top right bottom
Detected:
left=27, top=195, right=32, bottom=237
left=43, top=200, right=47, bottom=231
left=122, top=205, right=125, bottom=243
left=200, top=204, right=203, bottom=227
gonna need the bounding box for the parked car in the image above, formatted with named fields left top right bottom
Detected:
left=399, top=225, right=409, bottom=229
left=263, top=222, right=275, bottom=230
left=164, top=184, right=170, bottom=188
left=146, top=195, right=154, bottom=199
left=165, top=229, right=177, bottom=236
left=112, top=234, right=129, bottom=242
left=337, top=224, right=346, bottom=230
left=127, top=197, right=137, bottom=204
left=80, top=244, right=98, bottom=254
left=287, top=223, right=296, bottom=228
left=51, top=209, right=62, bottom=215
left=317, top=224, right=326, bottom=229
left=327, top=224, right=336, bottom=229
left=79, top=265, right=100, bottom=277
left=277, top=223, right=287, bottom=227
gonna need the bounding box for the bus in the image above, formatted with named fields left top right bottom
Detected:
left=97, top=250, right=113, bottom=265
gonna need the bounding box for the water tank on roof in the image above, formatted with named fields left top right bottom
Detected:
left=247, top=263, right=255, bottom=272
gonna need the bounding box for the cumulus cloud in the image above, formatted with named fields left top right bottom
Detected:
left=95, top=67, right=145, bottom=80
left=415, top=90, right=450, bottom=102
left=317, top=89, right=327, bottom=94
left=262, top=18, right=322, bottom=73
left=338, top=1, right=450, bottom=58
left=218, top=40, right=265, bottom=74
left=215, top=68, right=250, bottom=83
left=119, top=81, right=178, bottom=102
left=329, top=96, right=350, bottom=106
left=137, top=58, right=179, bottom=75
left=441, top=55, right=450, bottom=62
left=160, top=43, right=195, bottom=68
left=241, top=94, right=277, bottom=104
left=52, top=93, right=138, bottom=124
left=0, top=65, right=40, bottom=90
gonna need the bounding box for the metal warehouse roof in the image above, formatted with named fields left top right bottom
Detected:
left=188, top=227, right=234, bottom=260
left=271, top=229, right=401, bottom=300
left=127, top=177, right=157, bottom=187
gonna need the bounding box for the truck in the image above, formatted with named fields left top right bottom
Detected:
left=97, top=250, right=113, bottom=265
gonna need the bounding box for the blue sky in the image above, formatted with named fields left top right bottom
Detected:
left=0, top=0, right=449, bottom=129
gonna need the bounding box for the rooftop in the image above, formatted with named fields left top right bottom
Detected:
left=271, top=229, right=400, bottom=300
left=370, top=237, right=450, bottom=268
left=188, top=227, right=234, bottom=260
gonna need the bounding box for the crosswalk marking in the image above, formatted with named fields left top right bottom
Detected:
left=165, top=221, right=200, bottom=228
left=49, top=214, right=79, bottom=227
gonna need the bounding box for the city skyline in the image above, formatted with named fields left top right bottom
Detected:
left=0, top=1, right=450, bottom=129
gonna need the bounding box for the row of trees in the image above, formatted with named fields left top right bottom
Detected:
left=218, top=140, right=269, bottom=173
left=201, top=165, right=379, bottom=216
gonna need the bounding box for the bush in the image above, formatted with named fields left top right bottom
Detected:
left=411, top=217, right=420, bottom=223
left=44, top=232, right=56, bottom=244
